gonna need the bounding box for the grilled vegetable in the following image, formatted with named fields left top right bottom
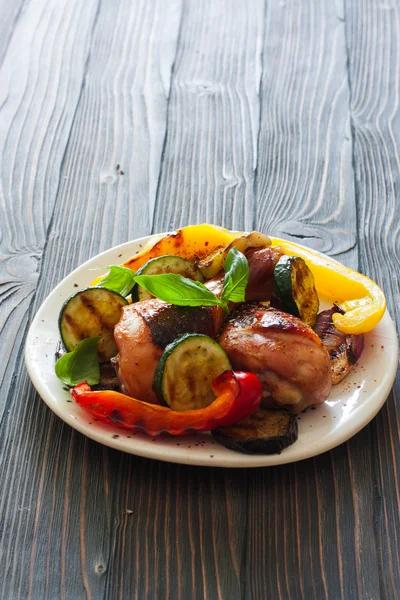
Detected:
left=270, top=237, right=386, bottom=334
left=123, top=224, right=244, bottom=273
left=196, top=231, right=271, bottom=279
left=71, top=371, right=263, bottom=436
left=273, top=255, right=319, bottom=327
left=59, top=288, right=128, bottom=362
left=132, top=255, right=204, bottom=301
left=94, top=361, right=120, bottom=391
left=314, top=307, right=364, bottom=384
left=212, top=408, right=298, bottom=454
left=153, top=334, right=231, bottom=410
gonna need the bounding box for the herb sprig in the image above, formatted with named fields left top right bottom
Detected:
left=134, top=247, right=248, bottom=312
left=55, top=337, right=100, bottom=386
left=55, top=248, right=249, bottom=386
left=95, top=265, right=136, bottom=297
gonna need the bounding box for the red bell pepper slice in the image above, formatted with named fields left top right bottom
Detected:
left=71, top=371, right=262, bottom=436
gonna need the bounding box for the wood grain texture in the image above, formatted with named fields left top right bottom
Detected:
left=345, top=1, right=400, bottom=598
left=255, top=0, right=357, bottom=266
left=0, top=0, right=25, bottom=68
left=0, top=0, right=100, bottom=422
left=0, top=0, right=399, bottom=599
left=1, top=0, right=182, bottom=597
left=246, top=3, right=363, bottom=597
left=153, top=0, right=264, bottom=233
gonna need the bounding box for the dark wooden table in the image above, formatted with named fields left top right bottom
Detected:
left=1, top=1, right=399, bottom=598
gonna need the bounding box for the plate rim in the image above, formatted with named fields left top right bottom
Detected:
left=25, top=233, right=399, bottom=468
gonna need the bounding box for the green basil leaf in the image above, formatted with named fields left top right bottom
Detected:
left=95, top=265, right=136, bottom=297
left=221, top=247, right=249, bottom=303
left=134, top=273, right=223, bottom=308
left=55, top=337, right=100, bottom=386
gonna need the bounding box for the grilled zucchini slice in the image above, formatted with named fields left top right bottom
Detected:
left=132, top=255, right=204, bottom=302
left=212, top=408, right=298, bottom=454
left=59, top=288, right=128, bottom=362
left=273, top=255, right=319, bottom=326
left=153, top=334, right=231, bottom=411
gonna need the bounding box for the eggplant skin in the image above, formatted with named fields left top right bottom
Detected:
left=212, top=408, right=298, bottom=454
left=93, top=361, right=120, bottom=391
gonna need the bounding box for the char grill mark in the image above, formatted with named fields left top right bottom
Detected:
left=135, top=302, right=215, bottom=349
left=314, top=307, right=364, bottom=384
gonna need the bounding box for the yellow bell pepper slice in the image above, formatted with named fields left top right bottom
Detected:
left=123, top=224, right=244, bottom=272
left=271, top=237, right=386, bottom=335
left=91, top=225, right=244, bottom=288
left=92, top=225, right=385, bottom=335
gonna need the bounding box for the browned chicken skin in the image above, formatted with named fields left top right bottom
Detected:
left=113, top=245, right=328, bottom=407
left=114, top=304, right=164, bottom=403
left=218, top=305, right=332, bottom=413
left=114, top=268, right=231, bottom=402
left=114, top=299, right=215, bottom=403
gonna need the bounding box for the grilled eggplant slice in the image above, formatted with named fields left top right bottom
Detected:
left=212, top=408, right=298, bottom=454
left=93, top=361, right=120, bottom=391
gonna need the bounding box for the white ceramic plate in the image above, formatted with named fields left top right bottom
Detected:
left=25, top=234, right=398, bottom=467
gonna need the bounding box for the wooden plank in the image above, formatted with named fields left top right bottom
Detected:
left=21, top=2, right=263, bottom=598
left=0, top=0, right=100, bottom=423
left=1, top=1, right=397, bottom=600
left=345, top=0, right=400, bottom=597
left=245, top=2, right=365, bottom=599
left=102, top=459, right=248, bottom=600
left=256, top=0, right=357, bottom=266
left=153, top=0, right=265, bottom=234
left=0, top=0, right=182, bottom=598
left=104, top=2, right=264, bottom=597
left=0, top=0, right=26, bottom=67
left=144, top=2, right=264, bottom=598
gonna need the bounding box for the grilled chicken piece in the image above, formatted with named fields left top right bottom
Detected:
left=114, top=246, right=284, bottom=403
left=218, top=305, right=332, bottom=413
left=314, top=307, right=364, bottom=384
left=114, top=300, right=215, bottom=403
